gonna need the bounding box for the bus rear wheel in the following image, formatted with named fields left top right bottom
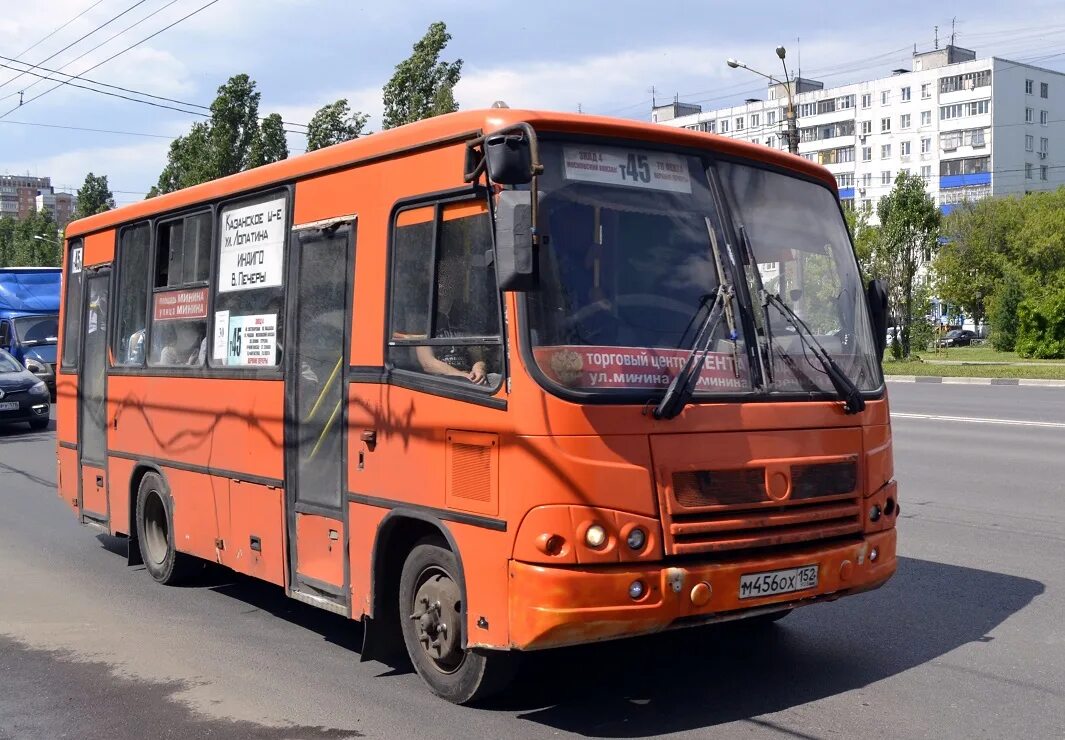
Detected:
left=398, top=540, right=515, bottom=704
left=135, top=472, right=199, bottom=585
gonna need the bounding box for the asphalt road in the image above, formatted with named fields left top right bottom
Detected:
left=1, top=383, right=1063, bottom=739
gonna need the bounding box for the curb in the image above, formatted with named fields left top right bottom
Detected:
left=886, top=375, right=1065, bottom=388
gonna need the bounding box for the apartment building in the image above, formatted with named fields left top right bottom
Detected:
left=654, top=45, right=1065, bottom=216
left=0, top=175, right=78, bottom=227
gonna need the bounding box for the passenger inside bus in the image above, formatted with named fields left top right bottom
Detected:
left=153, top=322, right=206, bottom=366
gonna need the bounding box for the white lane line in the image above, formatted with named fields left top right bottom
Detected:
left=891, top=412, right=1065, bottom=429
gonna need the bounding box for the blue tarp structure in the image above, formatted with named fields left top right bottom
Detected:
left=0, top=268, right=62, bottom=314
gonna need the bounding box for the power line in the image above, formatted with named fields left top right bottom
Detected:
left=0, top=0, right=152, bottom=94
left=6, top=0, right=108, bottom=63
left=0, top=0, right=185, bottom=106
left=0, top=119, right=173, bottom=139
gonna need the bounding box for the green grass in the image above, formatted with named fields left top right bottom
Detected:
left=884, top=359, right=1065, bottom=379
left=915, top=346, right=1065, bottom=364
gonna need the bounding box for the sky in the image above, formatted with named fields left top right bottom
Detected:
left=1, top=0, right=1064, bottom=202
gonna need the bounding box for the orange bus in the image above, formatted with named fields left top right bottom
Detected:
left=56, top=108, right=898, bottom=703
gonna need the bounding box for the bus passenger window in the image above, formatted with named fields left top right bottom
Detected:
left=113, top=223, right=151, bottom=366
left=148, top=212, right=211, bottom=368
left=388, top=202, right=502, bottom=389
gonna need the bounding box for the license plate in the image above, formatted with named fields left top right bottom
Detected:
left=0, top=401, right=18, bottom=411
left=739, top=565, right=819, bottom=599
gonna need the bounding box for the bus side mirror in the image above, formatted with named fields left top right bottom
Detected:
left=485, top=132, right=534, bottom=185
left=495, top=190, right=541, bottom=292
left=866, top=278, right=888, bottom=359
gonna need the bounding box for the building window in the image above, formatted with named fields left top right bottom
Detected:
left=799, top=102, right=816, bottom=117
left=901, top=140, right=911, bottom=156
left=388, top=201, right=502, bottom=389
left=1026, top=107, right=1034, bottom=123
left=881, top=170, right=892, bottom=185
left=881, top=144, right=891, bottom=159
left=1026, top=134, right=1034, bottom=151
left=767, top=110, right=776, bottom=125
left=1026, top=79, right=1034, bottom=95
left=750, top=113, right=760, bottom=127
left=1026, top=162, right=1033, bottom=179
left=901, top=113, right=911, bottom=129
left=1041, top=82, right=1049, bottom=99
left=921, top=83, right=932, bottom=99
left=921, top=137, right=932, bottom=153
left=921, top=110, right=931, bottom=126
left=1040, top=110, right=1048, bottom=125
left=940, top=156, right=989, bottom=176
left=920, top=165, right=932, bottom=181
left=861, top=120, right=872, bottom=135
left=901, top=86, right=911, bottom=102
left=940, top=70, right=991, bottom=94
left=881, top=91, right=890, bottom=105
left=837, top=172, right=854, bottom=188
left=941, top=100, right=990, bottom=120
left=1041, top=165, right=1049, bottom=180
left=839, top=94, right=855, bottom=109
left=881, top=117, right=891, bottom=132
left=861, top=93, right=872, bottom=109
left=861, top=172, right=873, bottom=188
left=862, top=146, right=872, bottom=162
left=720, top=119, right=729, bottom=133
left=1040, top=137, right=1049, bottom=153
left=817, top=99, right=837, bottom=114
left=735, top=117, right=744, bottom=130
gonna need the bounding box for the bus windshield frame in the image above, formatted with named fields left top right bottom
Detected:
left=519, top=135, right=884, bottom=405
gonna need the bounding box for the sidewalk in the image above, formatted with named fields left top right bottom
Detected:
left=886, top=376, right=1065, bottom=387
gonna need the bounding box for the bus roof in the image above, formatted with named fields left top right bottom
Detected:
left=66, top=108, right=837, bottom=239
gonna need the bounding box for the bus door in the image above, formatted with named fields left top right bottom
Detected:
left=78, top=267, right=111, bottom=526
left=284, top=219, right=355, bottom=615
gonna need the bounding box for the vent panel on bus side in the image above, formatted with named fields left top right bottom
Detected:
left=445, top=431, right=499, bottom=516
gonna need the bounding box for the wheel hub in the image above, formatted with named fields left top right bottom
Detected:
left=410, top=570, right=463, bottom=673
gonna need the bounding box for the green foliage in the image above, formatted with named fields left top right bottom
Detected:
left=306, top=99, right=369, bottom=152
left=1016, top=285, right=1065, bottom=359
left=152, top=75, right=289, bottom=194
left=0, top=211, right=61, bottom=267
left=876, top=172, right=941, bottom=357
left=73, top=173, right=115, bottom=219
left=845, top=203, right=882, bottom=282
left=987, top=273, right=1023, bottom=352
left=382, top=21, right=462, bottom=129
left=250, top=113, right=289, bottom=167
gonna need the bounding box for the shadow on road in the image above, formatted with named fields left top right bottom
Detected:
left=87, top=541, right=1043, bottom=736
left=0, top=418, right=55, bottom=441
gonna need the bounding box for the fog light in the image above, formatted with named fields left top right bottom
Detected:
left=869, top=547, right=879, bottom=562
left=626, top=527, right=646, bottom=551
left=585, top=524, right=607, bottom=549
left=869, top=504, right=882, bottom=522
left=628, top=580, right=646, bottom=600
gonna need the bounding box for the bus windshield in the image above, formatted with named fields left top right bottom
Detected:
left=526, top=141, right=752, bottom=396
left=524, top=139, right=880, bottom=399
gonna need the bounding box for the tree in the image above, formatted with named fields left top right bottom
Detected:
left=152, top=121, right=214, bottom=195
left=306, top=99, right=369, bottom=151
left=381, top=21, right=462, bottom=129
left=0, top=211, right=60, bottom=267
left=250, top=113, right=289, bottom=167
left=876, top=172, right=941, bottom=357
left=73, top=173, right=115, bottom=219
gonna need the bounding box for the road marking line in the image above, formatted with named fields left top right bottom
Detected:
left=891, top=412, right=1065, bottom=429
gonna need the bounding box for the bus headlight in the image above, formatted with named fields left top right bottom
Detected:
left=626, top=527, right=647, bottom=551
left=29, top=381, right=48, bottom=396
left=585, top=524, right=607, bottom=549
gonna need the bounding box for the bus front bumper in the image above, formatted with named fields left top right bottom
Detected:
left=507, top=528, right=896, bottom=650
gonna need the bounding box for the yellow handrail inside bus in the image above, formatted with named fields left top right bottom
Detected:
left=303, top=356, right=343, bottom=424
left=308, top=399, right=343, bottom=461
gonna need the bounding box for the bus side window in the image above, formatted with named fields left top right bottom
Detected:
left=387, top=200, right=503, bottom=389
left=148, top=212, right=211, bottom=368
left=113, top=223, right=151, bottom=366
left=60, top=239, right=84, bottom=370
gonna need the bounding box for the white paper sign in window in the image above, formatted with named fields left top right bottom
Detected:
left=225, top=313, right=277, bottom=366
left=562, top=145, right=692, bottom=193
left=218, top=195, right=287, bottom=293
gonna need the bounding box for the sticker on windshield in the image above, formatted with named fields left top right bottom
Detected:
left=562, top=146, right=692, bottom=194
left=534, top=345, right=745, bottom=390
left=70, top=246, right=83, bottom=274
left=226, top=313, right=277, bottom=366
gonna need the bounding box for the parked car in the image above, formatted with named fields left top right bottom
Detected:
left=0, top=348, right=51, bottom=431
left=938, top=329, right=977, bottom=347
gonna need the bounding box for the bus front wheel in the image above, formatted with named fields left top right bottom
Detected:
left=135, top=472, right=200, bottom=585
left=398, top=540, right=515, bottom=704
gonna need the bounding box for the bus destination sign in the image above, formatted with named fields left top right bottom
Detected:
left=218, top=195, right=288, bottom=293
left=562, top=146, right=692, bottom=194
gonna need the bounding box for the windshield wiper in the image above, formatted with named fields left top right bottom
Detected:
left=653, top=284, right=731, bottom=420
left=764, top=294, right=865, bottom=415
left=737, top=225, right=774, bottom=387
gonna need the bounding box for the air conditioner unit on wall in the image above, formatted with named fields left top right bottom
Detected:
left=1039, top=151, right=1047, bottom=159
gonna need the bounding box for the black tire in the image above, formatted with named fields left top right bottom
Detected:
left=28, top=417, right=48, bottom=431
left=398, top=540, right=516, bottom=704
left=135, top=472, right=200, bottom=585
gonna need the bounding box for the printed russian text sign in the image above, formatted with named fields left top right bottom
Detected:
left=218, top=195, right=287, bottom=293
left=562, top=146, right=692, bottom=193
left=226, top=313, right=277, bottom=366
left=152, top=287, right=208, bottom=321
left=534, top=344, right=744, bottom=390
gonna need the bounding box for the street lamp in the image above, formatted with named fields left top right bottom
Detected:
left=725, top=47, right=799, bottom=155
left=32, top=234, right=59, bottom=246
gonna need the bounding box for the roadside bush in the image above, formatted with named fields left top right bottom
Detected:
left=1015, top=286, right=1065, bottom=359
left=910, top=317, right=935, bottom=353
left=988, top=275, right=1023, bottom=352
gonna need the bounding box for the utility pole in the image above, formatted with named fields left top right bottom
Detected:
left=726, top=46, right=799, bottom=155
